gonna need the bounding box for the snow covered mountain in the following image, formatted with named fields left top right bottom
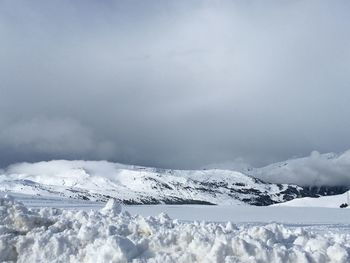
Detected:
left=207, top=151, right=350, bottom=196
left=0, top=160, right=318, bottom=206
left=246, top=151, right=350, bottom=189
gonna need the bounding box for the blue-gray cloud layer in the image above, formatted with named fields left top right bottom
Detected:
left=1, top=0, right=350, bottom=168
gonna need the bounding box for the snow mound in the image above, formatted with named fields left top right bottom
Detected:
left=1, top=196, right=350, bottom=262
left=101, top=198, right=122, bottom=215
left=275, top=190, right=350, bottom=208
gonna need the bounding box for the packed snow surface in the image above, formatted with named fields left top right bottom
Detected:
left=1, top=195, right=350, bottom=263
left=4, top=191, right=350, bottom=225
left=276, top=190, right=350, bottom=208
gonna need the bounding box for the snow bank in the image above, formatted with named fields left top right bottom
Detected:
left=275, top=190, right=350, bottom=208
left=1, top=196, right=350, bottom=263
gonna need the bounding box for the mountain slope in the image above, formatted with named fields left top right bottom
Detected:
left=247, top=151, right=350, bottom=189
left=207, top=152, right=350, bottom=196
left=0, top=160, right=312, bottom=206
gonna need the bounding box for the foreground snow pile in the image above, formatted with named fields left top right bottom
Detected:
left=1, top=196, right=350, bottom=263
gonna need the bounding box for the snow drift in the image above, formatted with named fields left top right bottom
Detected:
left=1, top=195, right=349, bottom=263
left=275, top=190, right=350, bottom=208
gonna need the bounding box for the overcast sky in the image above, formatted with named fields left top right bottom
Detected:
left=0, top=0, right=350, bottom=169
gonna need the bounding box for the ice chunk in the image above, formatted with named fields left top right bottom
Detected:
left=101, top=198, right=122, bottom=216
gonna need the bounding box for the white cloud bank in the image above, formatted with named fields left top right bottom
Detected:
left=252, top=150, right=350, bottom=187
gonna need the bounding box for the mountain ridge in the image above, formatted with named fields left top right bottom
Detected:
left=0, top=159, right=347, bottom=206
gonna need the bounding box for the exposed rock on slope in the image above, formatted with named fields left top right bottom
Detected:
left=0, top=160, right=314, bottom=205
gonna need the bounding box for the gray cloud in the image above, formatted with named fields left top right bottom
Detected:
left=0, top=118, right=115, bottom=163
left=0, top=0, right=350, bottom=168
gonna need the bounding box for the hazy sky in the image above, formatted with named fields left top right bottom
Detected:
left=0, top=0, right=350, bottom=169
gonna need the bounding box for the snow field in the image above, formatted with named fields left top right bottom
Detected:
left=275, top=190, right=350, bottom=208
left=1, top=195, right=350, bottom=263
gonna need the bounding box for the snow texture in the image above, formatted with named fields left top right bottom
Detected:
left=275, top=190, right=350, bottom=208
left=1, top=195, right=350, bottom=263
left=0, top=160, right=305, bottom=206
